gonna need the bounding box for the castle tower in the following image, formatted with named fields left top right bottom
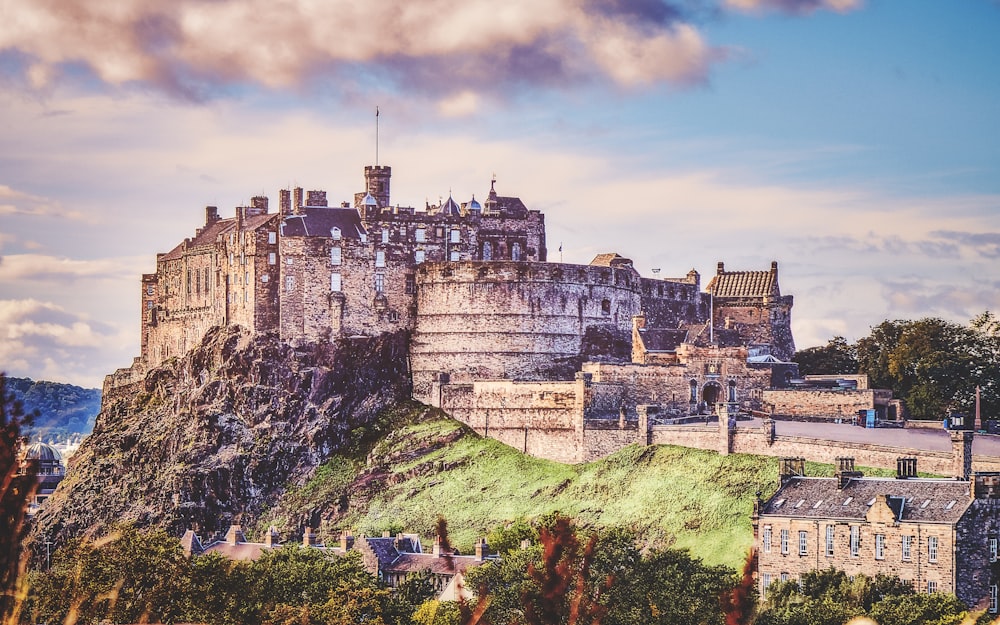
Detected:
left=365, top=165, right=391, bottom=209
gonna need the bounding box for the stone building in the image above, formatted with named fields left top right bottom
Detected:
left=117, top=161, right=800, bottom=464
left=754, top=433, right=1000, bottom=611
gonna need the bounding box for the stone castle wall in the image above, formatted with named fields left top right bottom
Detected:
left=411, top=261, right=645, bottom=401
left=762, top=388, right=895, bottom=420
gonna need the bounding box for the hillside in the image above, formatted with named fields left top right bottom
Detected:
left=5, top=377, right=101, bottom=438
left=31, top=326, right=412, bottom=546
left=259, top=404, right=897, bottom=570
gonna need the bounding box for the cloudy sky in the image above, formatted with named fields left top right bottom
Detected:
left=1, top=0, right=998, bottom=388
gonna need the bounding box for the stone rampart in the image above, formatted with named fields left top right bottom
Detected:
left=763, top=388, right=893, bottom=420
left=411, top=261, right=644, bottom=401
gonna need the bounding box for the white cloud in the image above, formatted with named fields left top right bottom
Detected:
left=0, top=254, right=142, bottom=282
left=0, top=185, right=87, bottom=220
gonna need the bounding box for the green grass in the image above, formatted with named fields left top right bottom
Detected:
left=269, top=405, right=913, bottom=571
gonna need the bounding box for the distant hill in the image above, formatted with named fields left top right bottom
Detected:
left=5, top=376, right=101, bottom=439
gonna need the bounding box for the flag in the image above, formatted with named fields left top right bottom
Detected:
left=376, top=106, right=379, bottom=117
left=559, top=243, right=563, bottom=252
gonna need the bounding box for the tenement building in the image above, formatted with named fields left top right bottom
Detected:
left=755, top=439, right=1000, bottom=611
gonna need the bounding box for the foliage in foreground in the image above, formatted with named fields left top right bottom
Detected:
left=1, top=373, right=37, bottom=625
left=756, top=568, right=971, bottom=625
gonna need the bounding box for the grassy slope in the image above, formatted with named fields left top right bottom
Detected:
left=268, top=405, right=900, bottom=571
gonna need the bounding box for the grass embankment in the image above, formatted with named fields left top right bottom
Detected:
left=267, top=404, right=897, bottom=570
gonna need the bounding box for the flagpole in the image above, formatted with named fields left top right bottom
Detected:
left=376, top=106, right=380, bottom=166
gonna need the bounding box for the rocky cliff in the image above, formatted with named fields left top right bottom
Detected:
left=31, top=325, right=411, bottom=546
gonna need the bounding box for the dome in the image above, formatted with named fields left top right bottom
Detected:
left=467, top=195, right=482, bottom=212
left=26, top=441, right=62, bottom=464
left=363, top=192, right=378, bottom=207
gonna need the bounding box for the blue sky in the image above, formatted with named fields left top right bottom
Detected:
left=1, top=0, right=998, bottom=387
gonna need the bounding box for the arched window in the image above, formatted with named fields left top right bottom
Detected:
left=482, top=241, right=492, bottom=261
left=689, top=380, right=698, bottom=403
left=601, top=299, right=611, bottom=315
left=728, top=380, right=737, bottom=403
left=511, top=242, right=522, bottom=261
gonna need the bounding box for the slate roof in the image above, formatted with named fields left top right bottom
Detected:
left=202, top=541, right=272, bottom=560
left=495, top=195, right=528, bottom=218
left=160, top=218, right=236, bottom=261
left=683, top=323, right=743, bottom=348
left=761, top=476, right=972, bottom=524
left=639, top=328, right=688, bottom=352
left=387, top=552, right=480, bottom=576
left=281, top=207, right=367, bottom=238
left=707, top=269, right=779, bottom=298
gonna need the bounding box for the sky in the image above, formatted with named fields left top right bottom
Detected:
left=1, top=0, right=998, bottom=388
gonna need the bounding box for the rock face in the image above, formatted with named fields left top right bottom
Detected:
left=32, top=326, right=411, bottom=545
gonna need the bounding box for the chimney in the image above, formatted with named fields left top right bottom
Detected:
left=835, top=456, right=863, bottom=489
left=475, top=537, right=488, bottom=562
left=520, top=538, right=532, bottom=550
left=771, top=260, right=778, bottom=275
left=264, top=526, right=280, bottom=548
left=293, top=187, right=304, bottom=215
left=779, top=457, right=805, bottom=485
left=279, top=189, right=292, bottom=215
left=225, top=525, right=245, bottom=546
left=340, top=530, right=353, bottom=552
left=951, top=430, right=973, bottom=480
left=717, top=261, right=725, bottom=275
left=896, top=457, right=917, bottom=479
left=205, top=205, right=220, bottom=226
left=382, top=530, right=391, bottom=538
left=303, top=527, right=317, bottom=547
left=180, top=529, right=203, bottom=556
left=433, top=535, right=442, bottom=557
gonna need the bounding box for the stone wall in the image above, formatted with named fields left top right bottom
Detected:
left=439, top=378, right=585, bottom=464
left=411, top=261, right=645, bottom=401
left=762, top=388, right=894, bottom=420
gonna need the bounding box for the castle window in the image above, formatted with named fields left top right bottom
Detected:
left=798, top=531, right=807, bottom=556
left=331, top=273, right=341, bottom=292
left=689, top=380, right=697, bottom=403
left=875, top=534, right=885, bottom=560
left=482, top=241, right=492, bottom=261
left=146, top=284, right=154, bottom=296
left=850, top=526, right=859, bottom=557
left=415, top=249, right=425, bottom=263
left=230, top=253, right=234, bottom=266
left=902, top=535, right=912, bottom=561
left=204, top=268, right=210, bottom=293
left=780, top=573, right=789, bottom=582
left=450, top=229, right=460, bottom=243
left=269, top=253, right=276, bottom=265
left=415, top=228, right=426, bottom=242
left=382, top=228, right=390, bottom=243
left=285, top=276, right=295, bottom=291
left=762, top=573, right=772, bottom=593
left=186, top=270, right=191, bottom=294
left=241, top=253, right=246, bottom=265
left=927, top=581, right=937, bottom=594
left=359, top=232, right=367, bottom=243
left=388, top=310, right=399, bottom=322
left=405, top=274, right=415, bottom=295
left=991, top=584, right=998, bottom=613
left=196, top=272, right=201, bottom=294
left=268, top=231, right=277, bottom=244
left=331, top=247, right=342, bottom=266
left=436, top=227, right=444, bottom=238
left=990, top=536, right=998, bottom=562
left=261, top=274, right=268, bottom=283
left=511, top=242, right=522, bottom=261
left=825, top=525, right=834, bottom=556
left=376, top=250, right=386, bottom=268
left=728, top=380, right=737, bottom=403
left=601, top=299, right=611, bottom=316
left=146, top=300, right=154, bottom=309
left=450, top=250, right=459, bottom=262
left=762, top=526, right=772, bottom=553
left=374, top=273, right=384, bottom=293
left=928, top=536, right=938, bottom=562
left=780, top=529, right=789, bottom=555
left=331, top=227, right=342, bottom=240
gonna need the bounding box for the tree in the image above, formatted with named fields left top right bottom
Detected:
left=1, top=373, right=37, bottom=625
left=793, top=337, right=858, bottom=377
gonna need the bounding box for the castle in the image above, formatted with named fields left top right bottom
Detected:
left=117, top=163, right=799, bottom=462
